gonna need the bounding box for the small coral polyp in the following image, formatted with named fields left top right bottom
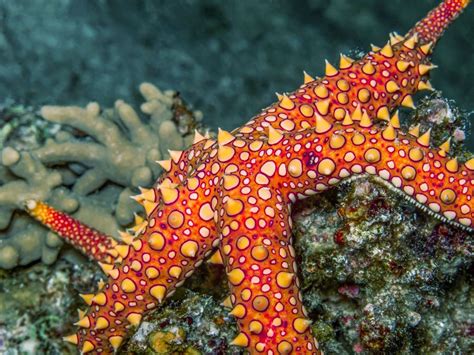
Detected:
left=20, top=0, right=474, bottom=353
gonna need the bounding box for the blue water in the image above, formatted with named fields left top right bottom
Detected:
left=0, top=0, right=472, bottom=146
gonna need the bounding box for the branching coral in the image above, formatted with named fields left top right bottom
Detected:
left=0, top=83, right=204, bottom=269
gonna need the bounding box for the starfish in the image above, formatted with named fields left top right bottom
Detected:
left=24, top=0, right=473, bottom=353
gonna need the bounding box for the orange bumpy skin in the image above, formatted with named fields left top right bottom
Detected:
left=24, top=0, right=472, bottom=353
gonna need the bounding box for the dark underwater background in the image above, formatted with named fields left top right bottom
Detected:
left=0, top=0, right=472, bottom=146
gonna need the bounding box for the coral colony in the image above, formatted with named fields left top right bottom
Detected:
left=4, top=0, right=473, bottom=353
left=0, top=84, right=198, bottom=268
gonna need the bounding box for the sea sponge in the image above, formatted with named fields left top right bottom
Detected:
left=0, top=83, right=205, bottom=269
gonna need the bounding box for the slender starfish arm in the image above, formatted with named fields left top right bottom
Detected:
left=244, top=0, right=470, bottom=133
left=259, top=123, right=473, bottom=230
left=408, top=0, right=471, bottom=44
left=220, top=193, right=319, bottom=354
left=24, top=200, right=118, bottom=263
left=66, top=186, right=219, bottom=353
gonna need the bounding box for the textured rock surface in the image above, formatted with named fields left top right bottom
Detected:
left=292, top=179, right=472, bottom=354
left=0, top=259, right=98, bottom=354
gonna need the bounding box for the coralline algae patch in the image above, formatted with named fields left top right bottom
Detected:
left=126, top=290, right=238, bottom=354
left=292, top=177, right=473, bottom=354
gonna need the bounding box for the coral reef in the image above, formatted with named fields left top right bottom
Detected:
left=0, top=1, right=472, bottom=354
left=0, top=83, right=204, bottom=269
left=1, top=95, right=471, bottom=354
left=0, top=259, right=99, bottom=354
left=11, top=1, right=472, bottom=353
left=127, top=289, right=236, bottom=354
left=293, top=177, right=472, bottom=353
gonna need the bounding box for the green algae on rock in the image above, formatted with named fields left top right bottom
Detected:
left=0, top=259, right=99, bottom=354
left=293, top=179, right=472, bottom=353
left=126, top=290, right=237, bottom=354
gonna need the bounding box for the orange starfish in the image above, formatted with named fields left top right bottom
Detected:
left=25, top=0, right=472, bottom=353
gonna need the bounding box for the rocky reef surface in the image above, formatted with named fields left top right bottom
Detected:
left=0, top=88, right=471, bottom=353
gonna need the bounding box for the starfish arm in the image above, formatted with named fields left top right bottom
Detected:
left=241, top=0, right=472, bottom=135
left=71, top=185, right=219, bottom=353
left=408, top=0, right=471, bottom=44
left=219, top=191, right=320, bottom=354
left=24, top=200, right=118, bottom=263
left=257, top=125, right=473, bottom=230
left=241, top=37, right=431, bottom=133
